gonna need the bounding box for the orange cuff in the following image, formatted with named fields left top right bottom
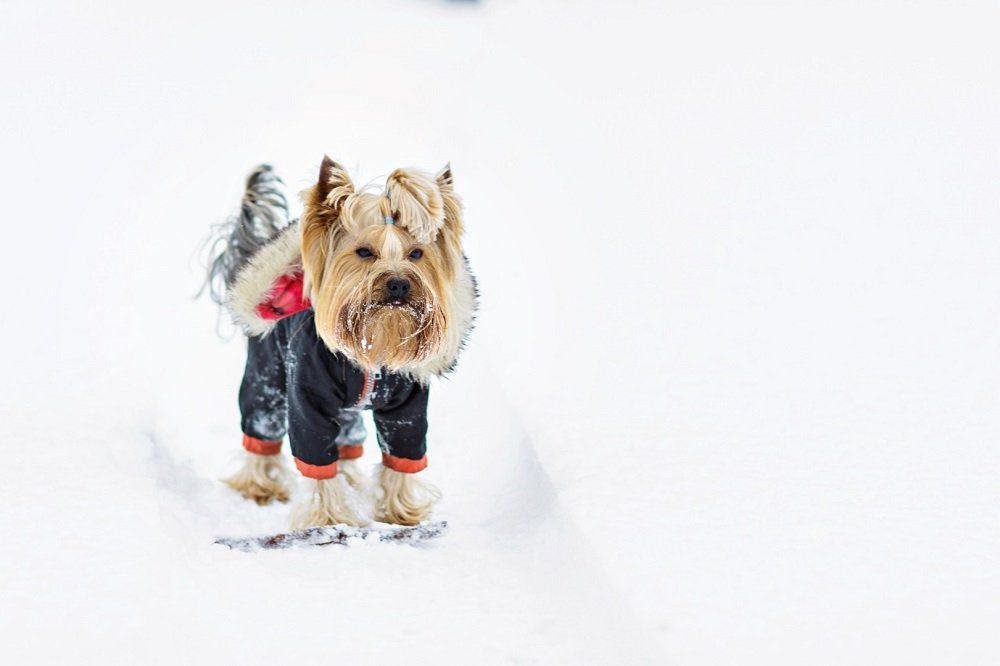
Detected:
left=382, top=453, right=427, bottom=473
left=242, top=434, right=282, bottom=456
left=294, top=457, right=338, bottom=479
left=339, top=444, right=364, bottom=460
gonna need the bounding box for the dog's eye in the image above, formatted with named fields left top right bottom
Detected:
left=408, top=248, right=423, bottom=261
left=356, top=247, right=374, bottom=259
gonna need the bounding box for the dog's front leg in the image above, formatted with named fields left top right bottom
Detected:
left=286, top=431, right=367, bottom=530
left=373, top=464, right=440, bottom=526
left=285, top=341, right=366, bottom=529
left=290, top=474, right=365, bottom=530
left=371, top=385, right=439, bottom=525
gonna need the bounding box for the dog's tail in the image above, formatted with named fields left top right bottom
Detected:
left=200, top=164, right=290, bottom=308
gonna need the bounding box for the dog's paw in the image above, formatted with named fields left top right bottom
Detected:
left=223, top=452, right=292, bottom=505
left=290, top=476, right=368, bottom=529
left=373, top=466, right=440, bottom=526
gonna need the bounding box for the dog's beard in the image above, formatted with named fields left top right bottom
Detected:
left=335, top=294, right=446, bottom=371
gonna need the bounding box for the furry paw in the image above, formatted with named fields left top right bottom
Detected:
left=224, top=452, right=292, bottom=505
left=373, top=466, right=441, bottom=526
left=290, top=476, right=368, bottom=529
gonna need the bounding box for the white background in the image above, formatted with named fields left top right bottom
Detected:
left=1, top=1, right=998, bottom=663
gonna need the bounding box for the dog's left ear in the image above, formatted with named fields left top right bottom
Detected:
left=435, top=163, right=454, bottom=193
left=385, top=168, right=445, bottom=244
left=435, top=163, right=464, bottom=242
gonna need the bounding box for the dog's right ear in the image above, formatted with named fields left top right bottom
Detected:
left=312, top=155, right=354, bottom=218
left=302, top=156, right=354, bottom=293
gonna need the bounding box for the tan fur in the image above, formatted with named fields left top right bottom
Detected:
left=290, top=476, right=367, bottom=529
left=373, top=466, right=441, bottom=525
left=384, top=168, right=445, bottom=243
left=301, top=158, right=471, bottom=381
left=223, top=452, right=292, bottom=505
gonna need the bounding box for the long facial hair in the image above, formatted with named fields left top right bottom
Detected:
left=300, top=158, right=464, bottom=374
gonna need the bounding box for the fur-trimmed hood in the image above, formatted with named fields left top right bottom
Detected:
left=226, top=223, right=305, bottom=336
left=226, top=221, right=477, bottom=382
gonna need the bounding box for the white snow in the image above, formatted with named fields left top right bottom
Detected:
left=2, top=1, right=999, bottom=663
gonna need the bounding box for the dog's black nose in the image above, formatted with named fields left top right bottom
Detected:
left=386, top=278, right=411, bottom=300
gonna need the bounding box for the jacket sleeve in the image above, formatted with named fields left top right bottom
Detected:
left=285, top=324, right=349, bottom=477
left=373, top=382, right=429, bottom=473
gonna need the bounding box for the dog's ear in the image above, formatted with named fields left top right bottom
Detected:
left=435, top=163, right=454, bottom=193
left=435, top=163, right=464, bottom=245
left=302, top=156, right=354, bottom=292
left=303, top=155, right=354, bottom=227
left=314, top=155, right=354, bottom=217
left=385, top=168, right=445, bottom=244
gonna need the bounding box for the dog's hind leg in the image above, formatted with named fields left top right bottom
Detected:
left=337, top=454, right=366, bottom=490
left=225, top=334, right=293, bottom=505
left=334, top=408, right=367, bottom=489
left=224, top=440, right=292, bottom=505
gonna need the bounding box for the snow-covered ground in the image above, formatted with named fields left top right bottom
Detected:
left=2, top=1, right=999, bottom=663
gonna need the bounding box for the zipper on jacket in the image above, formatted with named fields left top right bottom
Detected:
left=357, top=369, right=380, bottom=407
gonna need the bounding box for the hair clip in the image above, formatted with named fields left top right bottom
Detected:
left=384, top=215, right=394, bottom=225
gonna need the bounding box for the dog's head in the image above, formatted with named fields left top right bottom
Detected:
left=301, top=156, right=469, bottom=376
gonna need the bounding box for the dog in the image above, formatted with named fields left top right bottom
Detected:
left=204, top=158, right=476, bottom=528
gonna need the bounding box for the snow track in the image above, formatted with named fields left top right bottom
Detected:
left=109, top=353, right=654, bottom=663
left=7, top=362, right=655, bottom=663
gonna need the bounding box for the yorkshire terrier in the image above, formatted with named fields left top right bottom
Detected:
left=204, top=158, right=476, bottom=528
